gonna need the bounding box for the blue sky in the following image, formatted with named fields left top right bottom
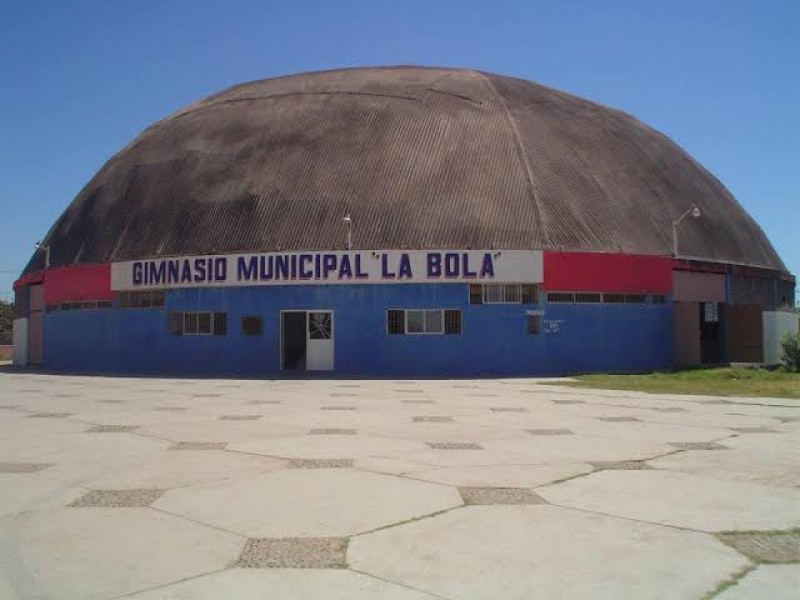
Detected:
left=1, top=1, right=797, bottom=300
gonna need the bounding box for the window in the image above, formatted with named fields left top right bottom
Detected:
left=526, top=314, right=541, bottom=335
left=241, top=316, right=262, bottom=336
left=444, top=309, right=462, bottom=334
left=308, top=312, right=333, bottom=339
left=469, top=284, right=483, bottom=305
left=387, top=310, right=405, bottom=335
left=407, top=309, right=442, bottom=334
left=702, top=302, right=719, bottom=323
left=471, top=284, right=538, bottom=305
left=168, top=311, right=227, bottom=336
left=603, top=294, right=626, bottom=303
left=117, top=290, right=165, bottom=309
left=547, top=292, right=575, bottom=303
left=574, top=293, right=602, bottom=303
left=548, top=292, right=661, bottom=304
left=387, top=309, right=462, bottom=335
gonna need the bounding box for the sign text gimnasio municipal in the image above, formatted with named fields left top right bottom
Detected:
left=111, top=250, right=543, bottom=290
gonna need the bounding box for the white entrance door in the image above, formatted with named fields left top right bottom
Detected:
left=305, top=311, right=334, bottom=371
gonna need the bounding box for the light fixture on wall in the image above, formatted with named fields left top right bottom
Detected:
left=34, top=241, right=50, bottom=269
left=672, top=204, right=701, bottom=258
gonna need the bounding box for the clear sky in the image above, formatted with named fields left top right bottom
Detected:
left=1, top=0, right=797, bottom=301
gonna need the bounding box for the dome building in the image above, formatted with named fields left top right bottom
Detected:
left=12, top=66, right=796, bottom=375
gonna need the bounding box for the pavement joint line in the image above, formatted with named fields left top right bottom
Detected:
left=352, top=505, right=465, bottom=537
left=536, top=496, right=712, bottom=535
left=347, top=567, right=454, bottom=600
left=106, top=567, right=231, bottom=600
left=146, top=505, right=250, bottom=539
left=700, top=563, right=757, bottom=600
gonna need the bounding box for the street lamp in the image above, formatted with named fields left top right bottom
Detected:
left=34, top=241, right=50, bottom=269
left=343, top=214, right=352, bottom=250
left=672, top=204, right=701, bottom=257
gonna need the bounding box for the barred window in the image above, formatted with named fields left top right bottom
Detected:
left=169, top=311, right=227, bottom=336
left=387, top=309, right=405, bottom=335
left=526, top=314, right=541, bottom=335
left=387, top=309, right=462, bottom=335
left=651, top=294, right=667, bottom=304
left=547, top=292, right=575, bottom=303
left=574, top=293, right=602, bottom=303
left=624, top=294, right=647, bottom=304
left=471, top=284, right=538, bottom=304
left=444, top=309, right=462, bottom=334
left=469, top=284, right=483, bottom=305
left=241, top=316, right=262, bottom=336
left=117, top=290, right=165, bottom=309
left=603, top=294, right=626, bottom=303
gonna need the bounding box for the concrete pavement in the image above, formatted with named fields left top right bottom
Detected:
left=0, top=371, right=798, bottom=599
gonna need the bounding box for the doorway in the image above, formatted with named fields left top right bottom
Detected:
left=281, top=310, right=334, bottom=371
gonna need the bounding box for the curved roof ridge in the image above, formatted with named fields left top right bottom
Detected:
left=473, top=70, right=549, bottom=249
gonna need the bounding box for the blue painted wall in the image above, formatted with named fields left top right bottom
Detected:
left=43, top=284, right=672, bottom=376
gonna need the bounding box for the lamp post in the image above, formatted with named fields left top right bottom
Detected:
left=672, top=204, right=701, bottom=257
left=34, top=241, right=50, bottom=269
left=343, top=214, right=352, bottom=250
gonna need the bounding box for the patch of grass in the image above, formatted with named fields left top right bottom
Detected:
left=556, top=367, right=800, bottom=399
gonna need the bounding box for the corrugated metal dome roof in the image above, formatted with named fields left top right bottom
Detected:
left=26, top=66, right=787, bottom=273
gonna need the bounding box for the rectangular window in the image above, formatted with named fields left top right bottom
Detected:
left=469, top=284, right=483, bottom=305
left=474, top=284, right=538, bottom=304
left=444, top=309, right=462, bottom=334
left=702, top=302, right=719, bottom=323
left=424, top=310, right=443, bottom=334
left=170, top=311, right=226, bottom=336
left=118, top=290, right=165, bottom=309
left=603, top=294, right=626, bottom=303
left=574, top=293, right=602, bottom=303
left=184, top=312, right=199, bottom=335
left=406, top=310, right=425, bottom=333
left=624, top=294, right=647, bottom=304
left=197, top=312, right=212, bottom=335
left=520, top=284, right=538, bottom=305
left=387, top=309, right=405, bottom=335
left=241, top=316, right=262, bottom=336
left=651, top=294, right=667, bottom=304
left=526, top=314, right=541, bottom=335
left=547, top=292, right=575, bottom=303
left=387, top=309, right=462, bottom=335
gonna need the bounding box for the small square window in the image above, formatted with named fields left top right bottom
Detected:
left=241, top=316, right=262, bottom=336
left=424, top=309, right=443, bottom=334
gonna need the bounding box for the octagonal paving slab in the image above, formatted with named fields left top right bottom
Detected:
left=229, top=434, right=426, bottom=460
left=650, top=446, right=800, bottom=488
left=539, top=470, right=800, bottom=531
left=348, top=505, right=748, bottom=600
left=124, top=568, right=438, bottom=599
left=153, top=468, right=462, bottom=537
left=82, top=450, right=286, bottom=489
left=0, top=508, right=242, bottom=600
